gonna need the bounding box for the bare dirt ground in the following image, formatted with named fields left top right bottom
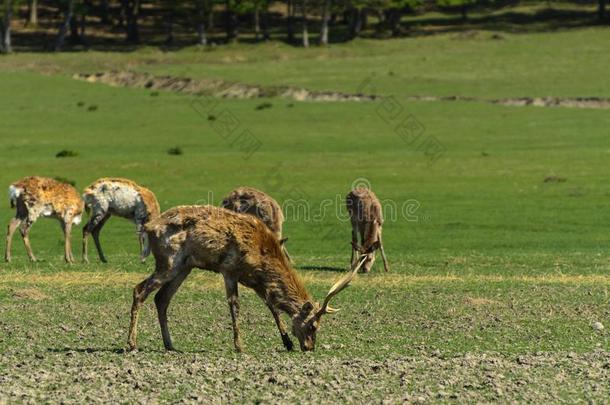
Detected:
left=2, top=349, right=609, bottom=402
left=75, top=71, right=610, bottom=109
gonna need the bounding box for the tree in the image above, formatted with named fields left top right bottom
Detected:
left=300, top=0, right=308, bottom=47
left=121, top=0, right=140, bottom=42
left=319, top=0, right=331, bottom=45
left=437, top=0, right=477, bottom=21
left=28, top=0, right=38, bottom=26
left=0, top=0, right=12, bottom=53
left=599, top=0, right=606, bottom=21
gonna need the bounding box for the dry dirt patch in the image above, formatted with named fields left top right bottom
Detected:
left=74, top=71, right=610, bottom=109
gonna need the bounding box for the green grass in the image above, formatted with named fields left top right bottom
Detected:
left=1, top=25, right=610, bottom=401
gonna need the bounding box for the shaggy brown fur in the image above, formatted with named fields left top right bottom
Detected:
left=5, top=176, right=84, bottom=263
left=128, top=205, right=361, bottom=353
left=221, top=187, right=284, bottom=239
left=82, top=177, right=160, bottom=263
left=346, top=188, right=389, bottom=273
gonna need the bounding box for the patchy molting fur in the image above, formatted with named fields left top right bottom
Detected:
left=346, top=188, right=389, bottom=273
left=5, top=176, right=84, bottom=263
left=128, top=205, right=346, bottom=353
left=82, top=178, right=160, bottom=263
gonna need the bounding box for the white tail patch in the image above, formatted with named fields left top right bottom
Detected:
left=72, top=215, right=82, bottom=226
left=8, top=185, right=21, bottom=208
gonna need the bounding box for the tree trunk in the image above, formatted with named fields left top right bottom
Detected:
left=301, top=0, right=308, bottom=47
left=254, top=7, right=260, bottom=41
left=599, top=0, right=606, bottom=20
left=387, top=8, right=401, bottom=36
left=261, top=5, right=270, bottom=40
left=319, top=0, right=330, bottom=45
left=28, top=0, right=38, bottom=26
left=225, top=0, right=238, bottom=42
left=55, top=0, right=75, bottom=51
left=124, top=0, right=140, bottom=43
left=461, top=4, right=468, bottom=20
left=165, top=6, right=174, bottom=45
left=348, top=8, right=362, bottom=39
left=196, top=0, right=207, bottom=45
left=100, top=0, right=110, bottom=24
left=1, top=0, right=12, bottom=54
left=286, top=0, right=295, bottom=43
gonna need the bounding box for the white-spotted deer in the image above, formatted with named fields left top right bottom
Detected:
left=5, top=176, right=84, bottom=263
left=82, top=178, right=160, bottom=263
left=221, top=186, right=292, bottom=261
left=128, top=205, right=366, bottom=352
left=346, top=188, right=389, bottom=273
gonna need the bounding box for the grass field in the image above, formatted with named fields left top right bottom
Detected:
left=1, top=21, right=610, bottom=402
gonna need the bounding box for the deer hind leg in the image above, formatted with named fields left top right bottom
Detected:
left=5, top=218, right=22, bottom=262
left=268, top=304, right=293, bottom=351
left=88, top=214, right=110, bottom=263
left=224, top=277, right=243, bottom=352
left=154, top=267, right=192, bottom=351
left=20, top=220, right=36, bottom=262
left=128, top=272, right=167, bottom=351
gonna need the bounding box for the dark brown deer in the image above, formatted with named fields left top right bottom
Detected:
left=346, top=188, right=389, bottom=273
left=221, top=186, right=292, bottom=262
left=5, top=176, right=84, bottom=263
left=127, top=205, right=365, bottom=352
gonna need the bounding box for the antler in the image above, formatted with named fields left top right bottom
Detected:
left=316, top=255, right=367, bottom=317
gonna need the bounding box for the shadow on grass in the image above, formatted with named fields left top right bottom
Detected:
left=298, top=265, right=346, bottom=272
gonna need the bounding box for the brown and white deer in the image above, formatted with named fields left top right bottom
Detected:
left=5, top=176, right=84, bottom=263
left=221, top=186, right=292, bottom=261
left=346, top=188, right=389, bottom=273
left=128, top=205, right=366, bottom=352
left=82, top=178, right=160, bottom=263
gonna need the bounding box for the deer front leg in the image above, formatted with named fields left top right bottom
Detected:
left=350, top=227, right=359, bottom=266
left=5, top=218, right=21, bottom=263
left=154, top=268, right=192, bottom=351
left=224, top=277, right=243, bottom=353
left=128, top=274, right=164, bottom=351
left=61, top=218, right=74, bottom=264
left=136, top=222, right=148, bottom=263
left=20, top=221, right=36, bottom=262
left=268, top=304, right=293, bottom=351
left=378, top=232, right=389, bottom=272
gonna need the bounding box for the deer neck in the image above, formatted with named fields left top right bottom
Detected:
left=262, top=261, right=311, bottom=317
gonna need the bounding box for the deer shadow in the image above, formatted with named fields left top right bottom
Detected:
left=298, top=265, right=346, bottom=272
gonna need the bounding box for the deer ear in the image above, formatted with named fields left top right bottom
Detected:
left=280, top=237, right=288, bottom=246
left=300, top=301, right=314, bottom=316
left=369, top=240, right=381, bottom=251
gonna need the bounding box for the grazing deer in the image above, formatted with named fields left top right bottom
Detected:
left=128, top=205, right=366, bottom=352
left=221, top=186, right=292, bottom=261
left=82, top=178, right=160, bottom=263
left=346, top=188, right=389, bottom=273
left=5, top=176, right=84, bottom=263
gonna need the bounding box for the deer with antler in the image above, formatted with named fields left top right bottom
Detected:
left=5, top=176, right=84, bottom=263
left=82, top=178, right=160, bottom=263
left=221, top=186, right=292, bottom=262
left=128, top=205, right=365, bottom=352
left=346, top=188, right=389, bottom=273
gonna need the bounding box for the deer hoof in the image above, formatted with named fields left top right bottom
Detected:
left=281, top=334, right=294, bottom=351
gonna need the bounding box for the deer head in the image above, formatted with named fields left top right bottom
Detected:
left=352, top=240, right=380, bottom=273
left=291, top=255, right=367, bottom=351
